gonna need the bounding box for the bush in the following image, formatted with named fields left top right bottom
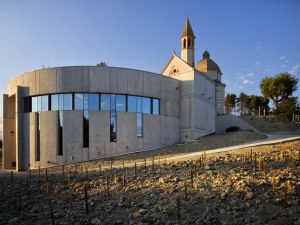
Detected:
left=226, top=126, right=240, bottom=132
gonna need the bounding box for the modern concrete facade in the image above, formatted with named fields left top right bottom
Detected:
left=2, top=18, right=225, bottom=170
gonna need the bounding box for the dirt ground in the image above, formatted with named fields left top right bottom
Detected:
left=0, top=140, right=299, bottom=225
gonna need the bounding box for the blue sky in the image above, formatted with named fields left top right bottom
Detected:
left=0, top=0, right=300, bottom=135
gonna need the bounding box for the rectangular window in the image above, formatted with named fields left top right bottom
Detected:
left=137, top=113, right=143, bottom=137
left=101, top=94, right=111, bottom=110
left=59, top=94, right=64, bottom=110
left=128, top=96, right=137, bottom=112
left=110, top=111, right=117, bottom=142
left=116, top=95, right=126, bottom=112
left=152, top=98, right=160, bottom=115
left=74, top=93, right=84, bottom=110
left=137, top=97, right=142, bottom=113
left=110, top=94, right=116, bottom=111
left=83, top=110, right=89, bottom=147
left=58, top=111, right=63, bottom=155
left=63, top=94, right=73, bottom=110
left=142, top=97, right=151, bottom=113
left=37, top=96, right=42, bottom=112
left=36, top=113, right=40, bottom=161
left=51, top=94, right=59, bottom=111
left=32, top=97, right=38, bottom=112
left=89, top=94, right=99, bottom=110
left=83, top=94, right=89, bottom=111
left=41, top=95, right=48, bottom=112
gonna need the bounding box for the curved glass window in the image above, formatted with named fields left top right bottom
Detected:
left=26, top=93, right=160, bottom=115
left=89, top=94, right=99, bottom=110
left=101, top=94, right=110, bottom=110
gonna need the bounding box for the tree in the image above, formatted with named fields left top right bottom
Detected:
left=278, top=96, right=298, bottom=119
left=246, top=95, right=270, bottom=115
left=260, top=73, right=298, bottom=111
left=225, top=93, right=236, bottom=114
left=238, top=92, right=249, bottom=115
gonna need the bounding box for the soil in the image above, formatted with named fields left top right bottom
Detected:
left=0, top=140, right=299, bottom=225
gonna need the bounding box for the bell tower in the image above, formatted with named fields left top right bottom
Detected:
left=181, top=17, right=195, bottom=66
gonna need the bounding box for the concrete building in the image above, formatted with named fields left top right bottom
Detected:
left=2, top=18, right=225, bottom=170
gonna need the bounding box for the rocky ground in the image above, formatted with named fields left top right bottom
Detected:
left=0, top=140, right=300, bottom=225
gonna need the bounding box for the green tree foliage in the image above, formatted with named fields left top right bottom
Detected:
left=278, top=97, right=298, bottom=119
left=247, top=95, right=269, bottom=115
left=260, top=73, right=298, bottom=111
left=225, top=93, right=236, bottom=114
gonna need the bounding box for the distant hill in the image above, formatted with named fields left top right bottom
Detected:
left=241, top=115, right=300, bottom=133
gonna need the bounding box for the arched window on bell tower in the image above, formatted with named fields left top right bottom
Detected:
left=188, top=38, right=191, bottom=48
left=183, top=39, right=186, bottom=49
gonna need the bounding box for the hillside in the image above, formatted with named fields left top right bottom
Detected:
left=241, top=116, right=300, bottom=133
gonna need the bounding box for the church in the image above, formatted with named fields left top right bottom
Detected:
left=161, top=18, right=225, bottom=139
left=3, top=18, right=226, bottom=170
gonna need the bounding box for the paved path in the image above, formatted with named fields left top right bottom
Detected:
left=1, top=133, right=299, bottom=175
left=163, top=133, right=300, bottom=163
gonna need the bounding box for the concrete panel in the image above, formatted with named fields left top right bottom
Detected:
left=89, top=111, right=110, bottom=159
left=160, top=116, right=180, bottom=146
left=63, top=111, right=83, bottom=163
left=116, top=112, right=137, bottom=155
left=62, top=67, right=84, bottom=92
left=16, top=87, right=24, bottom=170
left=89, top=66, right=111, bottom=93
left=29, top=113, right=37, bottom=169
left=3, top=94, right=16, bottom=170
left=143, top=72, right=162, bottom=99
left=123, top=69, right=144, bottom=96
left=39, top=68, right=57, bottom=94
left=143, top=114, right=161, bottom=149
left=22, top=113, right=30, bottom=169
left=40, top=111, right=58, bottom=168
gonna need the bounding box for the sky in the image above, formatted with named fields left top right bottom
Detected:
left=0, top=0, right=300, bottom=137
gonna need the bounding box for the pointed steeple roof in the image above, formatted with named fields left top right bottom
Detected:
left=181, top=17, right=195, bottom=38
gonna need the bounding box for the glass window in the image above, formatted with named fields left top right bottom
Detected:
left=41, top=95, right=48, bottom=112
left=110, top=94, right=116, bottom=111
left=89, top=94, right=99, bottom=110
left=152, top=99, right=159, bottom=115
left=83, top=110, right=89, bottom=147
left=110, top=111, right=117, bottom=142
left=37, top=96, right=42, bottom=112
left=58, top=111, right=63, bottom=155
left=101, top=94, right=110, bottom=110
left=59, top=94, right=64, bottom=110
left=32, top=97, right=38, bottom=112
left=63, top=94, right=72, bottom=110
left=142, top=97, right=151, bottom=113
left=51, top=95, right=59, bottom=111
left=116, top=95, right=126, bottom=112
left=83, top=94, right=89, bottom=111
left=137, top=97, right=142, bottom=113
left=137, top=113, right=143, bottom=137
left=74, top=93, right=84, bottom=110
left=128, top=96, right=137, bottom=112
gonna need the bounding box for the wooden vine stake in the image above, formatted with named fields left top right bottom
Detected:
left=190, top=170, right=194, bottom=189
left=50, top=201, right=55, bottom=225
left=84, top=185, right=89, bottom=215
left=177, top=196, right=181, bottom=220
left=99, top=164, right=102, bottom=176
left=134, top=162, right=137, bottom=179
left=264, top=160, right=268, bottom=181
left=184, top=179, right=188, bottom=201
left=106, top=174, right=110, bottom=197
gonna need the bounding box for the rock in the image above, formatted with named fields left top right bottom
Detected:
left=31, top=205, right=40, bottom=213
left=204, top=165, right=211, bottom=170
left=139, top=208, right=147, bottom=215
left=91, top=217, right=102, bottom=225
left=246, top=192, right=254, bottom=200
left=150, top=193, right=157, bottom=198
left=220, top=208, right=226, bottom=214
left=8, top=218, right=18, bottom=225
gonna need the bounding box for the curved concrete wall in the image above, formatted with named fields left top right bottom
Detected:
left=215, top=114, right=258, bottom=133
left=4, top=66, right=181, bottom=170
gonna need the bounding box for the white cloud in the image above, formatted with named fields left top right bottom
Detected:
left=279, top=56, right=287, bottom=60
left=289, top=64, right=299, bottom=74
left=246, top=73, right=254, bottom=77
left=242, top=79, right=254, bottom=85
left=255, top=61, right=261, bottom=66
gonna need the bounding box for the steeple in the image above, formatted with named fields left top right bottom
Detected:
left=181, top=17, right=195, bottom=66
